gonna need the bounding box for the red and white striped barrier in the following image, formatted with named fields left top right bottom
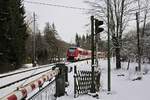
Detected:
left=1, top=68, right=59, bottom=100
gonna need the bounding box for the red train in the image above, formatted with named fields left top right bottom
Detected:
left=66, top=47, right=91, bottom=61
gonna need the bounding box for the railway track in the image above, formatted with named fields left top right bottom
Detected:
left=0, top=64, right=55, bottom=98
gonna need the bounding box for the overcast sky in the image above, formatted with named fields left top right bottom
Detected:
left=24, top=0, right=92, bottom=43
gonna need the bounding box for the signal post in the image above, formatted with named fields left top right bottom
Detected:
left=90, top=16, right=104, bottom=93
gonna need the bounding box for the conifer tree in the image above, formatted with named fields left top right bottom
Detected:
left=0, top=0, right=28, bottom=72
left=0, top=0, right=10, bottom=68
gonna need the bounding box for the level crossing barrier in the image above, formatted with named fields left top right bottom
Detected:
left=28, top=63, right=69, bottom=100
left=28, top=79, right=56, bottom=100
left=0, top=67, right=59, bottom=100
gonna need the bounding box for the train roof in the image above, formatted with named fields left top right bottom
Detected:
left=68, top=47, right=91, bottom=51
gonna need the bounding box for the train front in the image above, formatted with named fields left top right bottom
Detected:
left=67, top=47, right=78, bottom=62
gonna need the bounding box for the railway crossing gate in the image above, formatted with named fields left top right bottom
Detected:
left=0, top=63, right=68, bottom=100
left=29, top=63, right=68, bottom=100
left=74, top=65, right=101, bottom=98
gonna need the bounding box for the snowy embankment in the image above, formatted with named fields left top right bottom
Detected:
left=58, top=59, right=150, bottom=100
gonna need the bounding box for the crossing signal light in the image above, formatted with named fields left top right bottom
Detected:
left=95, top=19, right=104, bottom=34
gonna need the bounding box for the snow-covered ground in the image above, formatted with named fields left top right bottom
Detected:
left=1, top=59, right=150, bottom=100
left=58, top=59, right=150, bottom=100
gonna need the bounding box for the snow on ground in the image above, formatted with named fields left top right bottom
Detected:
left=1, top=59, right=150, bottom=100
left=57, top=59, right=150, bottom=100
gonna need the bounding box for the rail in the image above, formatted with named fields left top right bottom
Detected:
left=0, top=64, right=54, bottom=78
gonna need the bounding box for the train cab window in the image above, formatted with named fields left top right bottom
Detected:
left=69, top=48, right=75, bottom=52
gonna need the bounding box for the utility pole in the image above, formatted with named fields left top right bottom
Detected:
left=107, top=0, right=111, bottom=92
left=32, top=12, right=36, bottom=67
left=136, top=12, right=141, bottom=72
left=90, top=15, right=96, bottom=93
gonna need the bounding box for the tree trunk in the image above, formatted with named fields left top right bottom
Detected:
left=127, top=59, right=130, bottom=70
left=115, top=47, right=121, bottom=69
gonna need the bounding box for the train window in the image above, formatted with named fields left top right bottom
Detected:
left=78, top=51, right=82, bottom=54
left=69, top=48, right=75, bottom=52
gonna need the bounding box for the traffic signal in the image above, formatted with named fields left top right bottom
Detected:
left=95, top=19, right=104, bottom=34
